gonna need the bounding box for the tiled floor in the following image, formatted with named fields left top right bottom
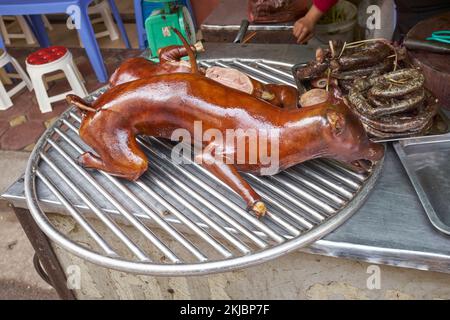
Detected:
left=0, top=32, right=142, bottom=151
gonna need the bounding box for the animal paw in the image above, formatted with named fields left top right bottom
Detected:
left=251, top=201, right=267, bottom=218
left=77, top=152, right=91, bottom=167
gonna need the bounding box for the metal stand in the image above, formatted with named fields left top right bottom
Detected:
left=12, top=206, right=76, bottom=300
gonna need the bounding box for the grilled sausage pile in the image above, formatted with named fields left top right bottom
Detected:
left=347, top=68, right=439, bottom=138
left=330, top=41, right=396, bottom=93
left=296, top=40, right=396, bottom=94
left=295, top=40, right=440, bottom=139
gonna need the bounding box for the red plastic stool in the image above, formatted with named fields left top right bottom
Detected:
left=26, top=46, right=68, bottom=65
left=26, top=46, right=87, bottom=113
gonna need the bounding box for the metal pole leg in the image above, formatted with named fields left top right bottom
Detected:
left=77, top=5, right=108, bottom=82
left=134, top=0, right=146, bottom=49
left=12, top=206, right=76, bottom=300
left=107, top=0, right=131, bottom=48
left=29, top=14, right=50, bottom=47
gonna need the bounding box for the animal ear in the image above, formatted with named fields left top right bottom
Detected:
left=326, top=109, right=345, bottom=135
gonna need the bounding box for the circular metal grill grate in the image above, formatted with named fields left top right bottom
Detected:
left=25, top=58, right=384, bottom=275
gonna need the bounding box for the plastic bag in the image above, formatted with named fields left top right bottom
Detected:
left=248, top=0, right=308, bottom=23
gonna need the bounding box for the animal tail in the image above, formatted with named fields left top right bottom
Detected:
left=66, top=94, right=97, bottom=113
left=171, top=27, right=198, bottom=74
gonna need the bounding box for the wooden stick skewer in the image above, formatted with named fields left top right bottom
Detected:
left=242, top=31, right=257, bottom=44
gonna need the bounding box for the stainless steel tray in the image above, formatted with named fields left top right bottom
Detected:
left=394, top=133, right=450, bottom=235
left=24, top=58, right=384, bottom=276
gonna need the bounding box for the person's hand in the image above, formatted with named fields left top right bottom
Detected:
left=293, top=16, right=315, bottom=44
left=293, top=5, right=325, bottom=44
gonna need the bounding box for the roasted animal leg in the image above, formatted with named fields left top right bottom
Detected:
left=78, top=130, right=148, bottom=181
left=195, top=151, right=266, bottom=217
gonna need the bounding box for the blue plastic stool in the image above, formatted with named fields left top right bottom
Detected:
left=0, top=33, right=5, bottom=50
left=0, top=31, right=14, bottom=73
left=134, top=0, right=197, bottom=49
left=0, top=0, right=130, bottom=83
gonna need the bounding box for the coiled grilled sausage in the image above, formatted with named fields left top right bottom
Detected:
left=337, top=41, right=392, bottom=71
left=368, top=69, right=425, bottom=98
left=333, top=59, right=394, bottom=80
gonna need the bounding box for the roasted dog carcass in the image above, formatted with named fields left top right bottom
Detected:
left=66, top=29, right=384, bottom=217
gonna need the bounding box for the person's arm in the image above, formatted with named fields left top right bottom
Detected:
left=293, top=0, right=338, bottom=44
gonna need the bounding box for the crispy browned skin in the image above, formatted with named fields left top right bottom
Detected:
left=67, top=73, right=383, bottom=217
left=264, top=84, right=299, bottom=109
left=158, top=45, right=193, bottom=64
left=109, top=44, right=197, bottom=87
left=250, top=81, right=299, bottom=109
left=109, top=46, right=299, bottom=109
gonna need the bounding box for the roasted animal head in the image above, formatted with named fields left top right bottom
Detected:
left=322, top=101, right=385, bottom=172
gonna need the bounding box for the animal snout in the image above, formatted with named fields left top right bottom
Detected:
left=366, top=142, right=385, bottom=162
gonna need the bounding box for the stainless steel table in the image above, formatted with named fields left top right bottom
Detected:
left=3, top=43, right=450, bottom=275
left=200, top=0, right=297, bottom=43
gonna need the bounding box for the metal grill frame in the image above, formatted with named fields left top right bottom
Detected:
left=24, top=58, right=385, bottom=276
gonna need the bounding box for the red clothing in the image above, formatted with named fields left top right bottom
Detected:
left=313, top=0, right=338, bottom=13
